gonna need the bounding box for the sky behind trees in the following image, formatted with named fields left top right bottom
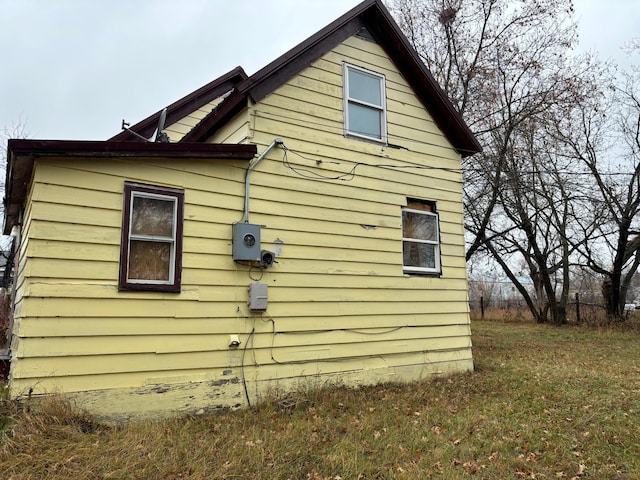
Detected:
left=1, top=0, right=638, bottom=141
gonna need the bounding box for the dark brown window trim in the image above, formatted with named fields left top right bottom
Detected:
left=119, top=182, right=184, bottom=292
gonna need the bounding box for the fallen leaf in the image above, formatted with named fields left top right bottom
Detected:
left=463, top=461, right=479, bottom=474
left=526, top=452, right=540, bottom=462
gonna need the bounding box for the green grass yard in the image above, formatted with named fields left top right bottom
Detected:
left=1, top=319, right=639, bottom=479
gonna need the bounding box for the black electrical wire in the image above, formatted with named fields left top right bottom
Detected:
left=280, top=143, right=463, bottom=184
left=261, top=314, right=416, bottom=365
left=241, top=327, right=255, bottom=408
left=254, top=109, right=640, bottom=178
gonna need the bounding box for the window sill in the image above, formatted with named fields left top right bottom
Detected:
left=118, top=283, right=181, bottom=293
left=403, top=271, right=442, bottom=278
left=344, top=132, right=388, bottom=146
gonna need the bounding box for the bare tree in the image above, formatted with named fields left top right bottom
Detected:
left=391, top=0, right=578, bottom=263
left=392, top=0, right=576, bottom=260
left=1, top=119, right=29, bottom=192
left=552, top=49, right=640, bottom=320
left=483, top=111, right=595, bottom=324
left=0, top=119, right=29, bottom=287
left=391, top=0, right=597, bottom=323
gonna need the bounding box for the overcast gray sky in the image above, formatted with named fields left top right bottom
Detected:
left=1, top=0, right=638, bottom=142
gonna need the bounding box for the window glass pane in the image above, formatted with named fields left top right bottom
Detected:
left=403, top=241, right=436, bottom=269
left=402, top=211, right=437, bottom=241
left=349, top=69, right=382, bottom=106
left=132, top=196, right=174, bottom=237
left=348, top=103, right=382, bottom=139
left=129, top=240, right=171, bottom=281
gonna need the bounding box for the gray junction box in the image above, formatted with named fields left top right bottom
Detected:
left=232, top=223, right=261, bottom=262
left=248, top=282, right=268, bottom=311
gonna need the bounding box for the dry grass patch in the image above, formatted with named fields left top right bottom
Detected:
left=1, top=320, right=639, bottom=479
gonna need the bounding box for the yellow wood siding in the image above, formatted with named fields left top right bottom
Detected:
left=242, top=35, right=471, bottom=389
left=9, top=34, right=472, bottom=418
left=207, top=109, right=251, bottom=144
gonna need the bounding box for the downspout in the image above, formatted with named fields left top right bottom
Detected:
left=242, top=138, right=283, bottom=223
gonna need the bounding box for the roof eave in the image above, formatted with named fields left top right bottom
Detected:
left=113, top=0, right=481, bottom=156
left=108, top=66, right=248, bottom=142
left=232, top=0, right=480, bottom=157
left=361, top=3, right=482, bottom=157
left=3, top=139, right=257, bottom=235
left=237, top=2, right=372, bottom=102
left=7, top=139, right=257, bottom=159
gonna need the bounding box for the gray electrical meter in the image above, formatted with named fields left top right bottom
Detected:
left=232, top=223, right=262, bottom=261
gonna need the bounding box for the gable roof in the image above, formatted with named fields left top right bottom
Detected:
left=109, top=66, right=248, bottom=142
left=116, top=0, right=481, bottom=157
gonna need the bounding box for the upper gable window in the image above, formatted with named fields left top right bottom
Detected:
left=119, top=182, right=184, bottom=292
left=343, top=63, right=387, bottom=143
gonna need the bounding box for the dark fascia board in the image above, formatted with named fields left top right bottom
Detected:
left=6, top=139, right=257, bottom=158
left=180, top=14, right=364, bottom=144
left=236, top=13, right=365, bottom=103
left=218, top=0, right=480, bottom=157
left=3, top=139, right=257, bottom=234
left=360, top=3, right=481, bottom=157
left=108, top=66, right=248, bottom=142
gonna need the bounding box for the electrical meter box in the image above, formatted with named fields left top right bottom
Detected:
left=232, top=223, right=261, bottom=262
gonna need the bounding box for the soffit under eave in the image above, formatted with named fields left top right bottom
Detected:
left=3, top=153, right=34, bottom=235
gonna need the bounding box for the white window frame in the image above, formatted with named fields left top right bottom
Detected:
left=343, top=63, right=387, bottom=143
left=402, top=204, right=441, bottom=275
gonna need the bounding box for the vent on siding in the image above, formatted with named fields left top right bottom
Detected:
left=355, top=27, right=376, bottom=43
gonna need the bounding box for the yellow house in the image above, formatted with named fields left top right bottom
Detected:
left=3, top=0, right=481, bottom=420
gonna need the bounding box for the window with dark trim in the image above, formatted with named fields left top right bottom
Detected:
left=402, top=199, right=441, bottom=275
left=343, top=63, right=387, bottom=142
left=119, top=182, right=184, bottom=292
